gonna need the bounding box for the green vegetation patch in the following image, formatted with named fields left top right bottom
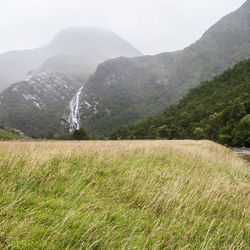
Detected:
left=0, top=128, right=22, bottom=141
left=0, top=144, right=248, bottom=249
left=112, top=59, right=250, bottom=146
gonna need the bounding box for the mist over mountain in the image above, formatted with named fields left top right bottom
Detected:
left=76, top=0, right=250, bottom=135
left=0, top=27, right=142, bottom=91
left=0, top=1, right=249, bottom=138
left=1, top=2, right=249, bottom=248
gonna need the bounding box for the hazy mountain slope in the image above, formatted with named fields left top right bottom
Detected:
left=0, top=127, right=27, bottom=140
left=111, top=59, right=250, bottom=146
left=0, top=71, right=76, bottom=137
left=78, top=1, right=250, bottom=135
left=48, top=27, right=142, bottom=59
left=41, top=54, right=95, bottom=85
left=0, top=49, right=51, bottom=91
left=0, top=27, right=142, bottom=91
left=0, top=2, right=249, bottom=138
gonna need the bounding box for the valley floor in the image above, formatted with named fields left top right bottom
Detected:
left=0, top=140, right=249, bottom=249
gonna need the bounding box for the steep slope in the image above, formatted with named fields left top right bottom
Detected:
left=77, top=1, right=250, bottom=135
left=0, top=27, right=142, bottom=91
left=0, top=127, right=27, bottom=140
left=111, top=59, right=250, bottom=146
left=0, top=71, right=76, bottom=137
left=1, top=2, right=249, bottom=138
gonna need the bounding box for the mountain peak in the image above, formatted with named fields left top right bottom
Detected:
left=0, top=26, right=142, bottom=91
left=48, top=26, right=143, bottom=58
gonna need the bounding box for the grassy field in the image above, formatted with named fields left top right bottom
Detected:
left=0, top=140, right=249, bottom=249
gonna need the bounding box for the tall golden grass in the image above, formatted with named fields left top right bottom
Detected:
left=0, top=140, right=249, bottom=249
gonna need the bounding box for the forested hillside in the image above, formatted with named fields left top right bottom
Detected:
left=78, top=1, right=250, bottom=136
left=111, top=59, right=250, bottom=146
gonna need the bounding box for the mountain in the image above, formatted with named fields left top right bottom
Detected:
left=111, top=59, right=250, bottom=146
left=0, top=27, right=142, bottom=91
left=0, top=2, right=249, bottom=138
left=0, top=70, right=76, bottom=137
left=77, top=1, right=250, bottom=136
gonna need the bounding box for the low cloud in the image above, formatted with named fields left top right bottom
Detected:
left=0, top=0, right=246, bottom=54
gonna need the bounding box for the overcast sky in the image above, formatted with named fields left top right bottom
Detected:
left=0, top=0, right=246, bottom=55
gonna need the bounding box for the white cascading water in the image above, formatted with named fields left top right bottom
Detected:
left=68, top=87, right=83, bottom=132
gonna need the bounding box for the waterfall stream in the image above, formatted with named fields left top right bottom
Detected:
left=68, top=87, right=83, bottom=132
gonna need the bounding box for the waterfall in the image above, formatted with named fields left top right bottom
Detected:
left=68, top=87, right=83, bottom=132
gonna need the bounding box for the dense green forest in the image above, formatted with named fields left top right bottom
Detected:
left=111, top=59, right=250, bottom=146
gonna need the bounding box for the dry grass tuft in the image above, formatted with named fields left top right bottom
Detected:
left=0, top=140, right=249, bottom=249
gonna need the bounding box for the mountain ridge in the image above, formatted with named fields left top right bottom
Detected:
left=0, top=1, right=249, bottom=137
left=0, top=27, right=142, bottom=91
left=76, top=0, right=250, bottom=135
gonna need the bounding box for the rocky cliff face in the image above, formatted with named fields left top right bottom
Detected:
left=0, top=70, right=76, bottom=137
